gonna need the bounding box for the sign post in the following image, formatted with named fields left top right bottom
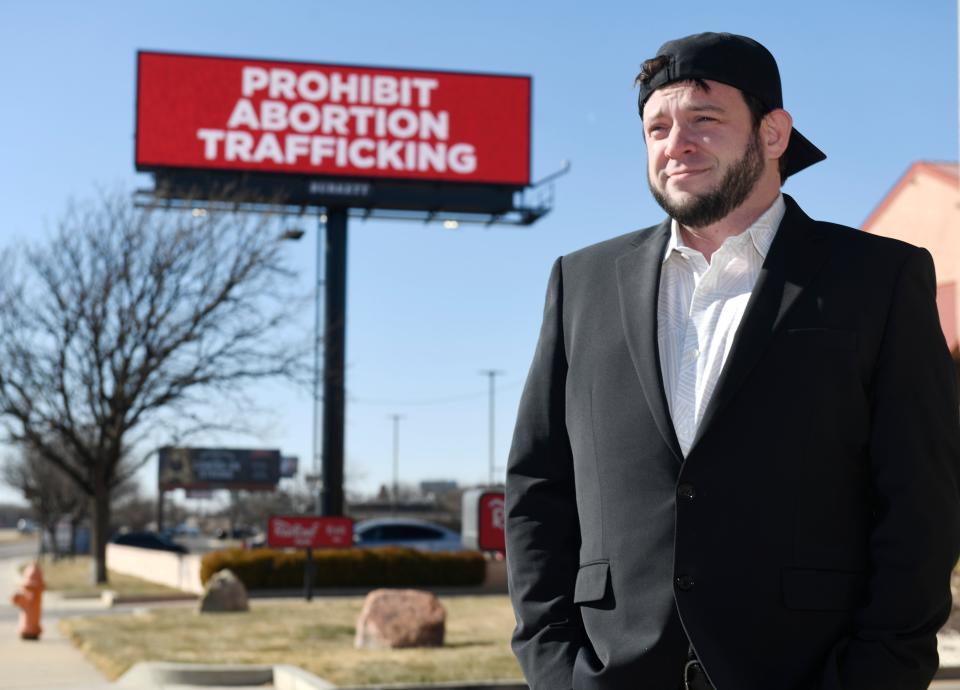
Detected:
left=304, top=548, right=314, bottom=602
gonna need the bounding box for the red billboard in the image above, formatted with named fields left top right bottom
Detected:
left=136, top=52, right=531, bottom=186
left=267, top=515, right=353, bottom=549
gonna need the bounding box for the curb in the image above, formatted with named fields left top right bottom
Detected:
left=100, top=590, right=198, bottom=606
left=116, top=663, right=524, bottom=689
left=116, top=662, right=275, bottom=688
left=274, top=665, right=337, bottom=689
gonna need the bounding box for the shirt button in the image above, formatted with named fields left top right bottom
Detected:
left=676, top=575, right=695, bottom=591
left=677, top=483, right=696, bottom=499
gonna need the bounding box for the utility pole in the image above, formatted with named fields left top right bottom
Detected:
left=479, top=370, right=504, bottom=485
left=389, top=413, right=404, bottom=513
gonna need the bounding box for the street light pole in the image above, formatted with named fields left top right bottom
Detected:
left=389, top=413, right=404, bottom=513
left=312, top=213, right=326, bottom=514
left=479, top=370, right=504, bottom=486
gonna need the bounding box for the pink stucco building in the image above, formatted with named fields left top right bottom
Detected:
left=863, top=161, right=960, bottom=355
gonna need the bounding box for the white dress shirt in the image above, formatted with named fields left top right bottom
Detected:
left=657, top=194, right=786, bottom=457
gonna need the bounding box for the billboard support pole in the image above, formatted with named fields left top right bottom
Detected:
left=320, top=207, right=348, bottom=517
left=156, top=489, right=165, bottom=533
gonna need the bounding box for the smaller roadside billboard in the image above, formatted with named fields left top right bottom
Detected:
left=158, top=447, right=281, bottom=491
left=267, top=515, right=354, bottom=549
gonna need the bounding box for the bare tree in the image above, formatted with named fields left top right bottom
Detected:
left=0, top=192, right=306, bottom=582
left=1, top=447, right=82, bottom=557
left=110, top=484, right=157, bottom=533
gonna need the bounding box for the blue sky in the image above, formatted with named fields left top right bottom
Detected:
left=0, top=0, right=956, bottom=504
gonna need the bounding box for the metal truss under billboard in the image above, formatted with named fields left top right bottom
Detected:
left=158, top=447, right=281, bottom=491
left=136, top=51, right=531, bottom=188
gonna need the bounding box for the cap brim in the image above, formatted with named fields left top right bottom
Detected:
left=784, top=128, right=826, bottom=178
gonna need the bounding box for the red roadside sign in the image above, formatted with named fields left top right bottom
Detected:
left=478, top=492, right=505, bottom=552
left=267, top=515, right=353, bottom=549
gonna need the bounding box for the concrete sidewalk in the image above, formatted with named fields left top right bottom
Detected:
left=0, top=621, right=113, bottom=690
left=0, top=556, right=113, bottom=690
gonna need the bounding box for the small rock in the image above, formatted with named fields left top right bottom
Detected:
left=199, top=569, right=249, bottom=613
left=354, top=588, right=445, bottom=649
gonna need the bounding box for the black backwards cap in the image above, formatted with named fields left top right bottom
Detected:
left=637, top=32, right=826, bottom=178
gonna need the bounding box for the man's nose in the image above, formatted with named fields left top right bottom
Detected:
left=663, top=123, right=695, bottom=159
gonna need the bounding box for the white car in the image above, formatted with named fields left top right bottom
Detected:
left=16, top=518, right=37, bottom=534
left=353, top=518, right=463, bottom=552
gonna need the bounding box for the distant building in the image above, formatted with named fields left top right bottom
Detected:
left=419, top=480, right=459, bottom=496
left=863, top=162, right=960, bottom=354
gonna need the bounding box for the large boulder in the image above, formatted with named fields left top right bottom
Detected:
left=199, top=569, right=249, bottom=613
left=354, top=588, right=446, bottom=649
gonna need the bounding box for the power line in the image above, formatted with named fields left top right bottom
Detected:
left=349, top=380, right=520, bottom=407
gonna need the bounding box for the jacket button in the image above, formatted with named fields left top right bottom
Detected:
left=677, top=483, right=696, bottom=499
left=676, top=575, right=695, bottom=591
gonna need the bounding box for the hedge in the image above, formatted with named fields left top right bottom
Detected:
left=200, top=546, right=487, bottom=589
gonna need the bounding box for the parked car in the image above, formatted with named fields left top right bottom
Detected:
left=353, top=518, right=463, bottom=552
left=16, top=518, right=37, bottom=534
left=216, top=526, right=257, bottom=540
left=111, top=531, right=188, bottom=554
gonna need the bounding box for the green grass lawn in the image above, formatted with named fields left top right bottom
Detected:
left=29, top=556, right=186, bottom=598
left=60, top=595, right=523, bottom=685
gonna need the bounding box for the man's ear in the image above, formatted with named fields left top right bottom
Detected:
left=762, top=108, right=793, bottom=160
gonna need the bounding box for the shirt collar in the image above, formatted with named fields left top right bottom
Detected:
left=662, top=193, right=786, bottom=264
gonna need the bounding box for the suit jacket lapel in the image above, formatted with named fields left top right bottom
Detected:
left=690, top=195, right=829, bottom=452
left=616, top=219, right=685, bottom=463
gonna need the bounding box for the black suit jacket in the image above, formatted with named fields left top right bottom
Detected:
left=505, top=195, right=960, bottom=690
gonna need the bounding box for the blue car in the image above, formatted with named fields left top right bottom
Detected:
left=353, top=518, right=463, bottom=552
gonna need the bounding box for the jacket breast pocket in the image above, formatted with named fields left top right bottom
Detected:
left=573, top=561, right=610, bottom=605
left=782, top=568, right=866, bottom=611
left=785, top=328, right=857, bottom=351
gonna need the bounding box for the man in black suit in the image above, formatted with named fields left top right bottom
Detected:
left=505, top=32, right=960, bottom=690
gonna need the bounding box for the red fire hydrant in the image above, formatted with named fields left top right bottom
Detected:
left=10, top=561, right=44, bottom=640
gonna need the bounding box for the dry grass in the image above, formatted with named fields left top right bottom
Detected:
left=60, top=595, right=523, bottom=685
left=30, top=556, right=185, bottom=598
left=0, top=528, right=33, bottom=543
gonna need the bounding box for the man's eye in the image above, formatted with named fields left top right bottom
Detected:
left=696, top=116, right=717, bottom=123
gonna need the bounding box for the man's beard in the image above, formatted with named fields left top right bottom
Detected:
left=648, top=131, right=765, bottom=229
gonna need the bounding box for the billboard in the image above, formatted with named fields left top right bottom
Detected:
left=267, top=515, right=354, bottom=549
left=136, top=52, right=531, bottom=187
left=158, top=447, right=281, bottom=491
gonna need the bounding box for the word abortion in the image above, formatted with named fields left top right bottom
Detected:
left=196, top=66, right=478, bottom=175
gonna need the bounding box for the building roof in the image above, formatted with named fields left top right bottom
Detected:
left=862, top=161, right=959, bottom=232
